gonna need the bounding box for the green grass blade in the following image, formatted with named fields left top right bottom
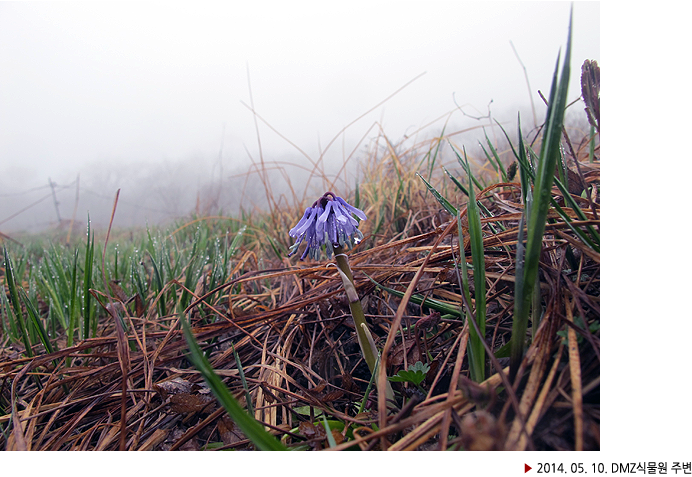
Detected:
left=362, top=272, right=462, bottom=318
left=423, top=127, right=447, bottom=180
left=458, top=147, right=486, bottom=383
left=83, top=216, right=95, bottom=339
left=443, top=166, right=469, bottom=197
left=3, top=247, right=32, bottom=356
left=589, top=124, right=596, bottom=163
left=482, top=129, right=509, bottom=181
left=130, top=255, right=147, bottom=314
left=37, top=275, right=66, bottom=331
left=265, top=234, right=284, bottom=260
left=20, top=288, right=55, bottom=356
left=147, top=251, right=167, bottom=319
left=322, top=416, right=337, bottom=449
left=232, top=343, right=254, bottom=416
left=511, top=9, right=573, bottom=380
left=417, top=172, right=457, bottom=216
left=452, top=145, right=485, bottom=192
left=228, top=225, right=247, bottom=257
left=531, top=268, right=543, bottom=340
left=548, top=176, right=600, bottom=250
left=444, top=160, right=506, bottom=236
left=516, top=117, right=533, bottom=203
left=181, top=314, right=287, bottom=451
left=456, top=211, right=473, bottom=317
left=40, top=245, right=70, bottom=330
left=511, top=191, right=529, bottom=361
left=556, top=145, right=568, bottom=187
left=67, top=248, right=80, bottom=349
left=504, top=118, right=599, bottom=252
left=0, top=285, right=15, bottom=339
left=354, top=180, right=361, bottom=209
left=358, top=354, right=381, bottom=414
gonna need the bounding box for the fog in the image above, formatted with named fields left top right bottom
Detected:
left=0, top=1, right=599, bottom=233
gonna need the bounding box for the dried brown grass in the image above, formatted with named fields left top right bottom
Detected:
left=0, top=124, right=599, bottom=451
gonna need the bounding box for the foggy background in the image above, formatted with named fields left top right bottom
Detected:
left=0, top=1, right=600, bottom=233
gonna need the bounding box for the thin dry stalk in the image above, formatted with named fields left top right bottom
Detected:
left=565, top=292, right=584, bottom=451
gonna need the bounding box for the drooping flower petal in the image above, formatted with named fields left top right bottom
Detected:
left=289, top=207, right=314, bottom=237
left=287, top=192, right=366, bottom=261
left=335, top=196, right=366, bottom=221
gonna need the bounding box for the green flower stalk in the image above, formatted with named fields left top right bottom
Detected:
left=333, top=248, right=377, bottom=373
left=289, top=192, right=393, bottom=402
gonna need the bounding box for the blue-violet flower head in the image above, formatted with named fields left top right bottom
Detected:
left=288, top=191, right=366, bottom=260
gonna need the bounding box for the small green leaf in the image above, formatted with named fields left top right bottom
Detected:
left=292, top=406, right=323, bottom=417
left=409, top=361, right=430, bottom=375
left=389, top=361, right=430, bottom=387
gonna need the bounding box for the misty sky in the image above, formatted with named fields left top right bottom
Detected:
left=0, top=1, right=599, bottom=231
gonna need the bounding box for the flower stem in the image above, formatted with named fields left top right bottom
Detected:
left=333, top=246, right=394, bottom=403
left=333, top=247, right=377, bottom=372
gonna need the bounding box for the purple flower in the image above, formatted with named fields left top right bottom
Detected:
left=288, top=192, right=366, bottom=260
